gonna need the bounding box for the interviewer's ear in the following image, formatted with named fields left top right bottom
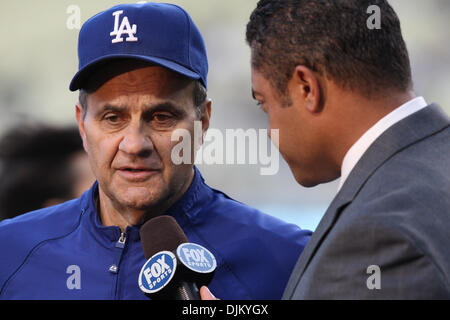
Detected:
left=290, top=65, right=324, bottom=113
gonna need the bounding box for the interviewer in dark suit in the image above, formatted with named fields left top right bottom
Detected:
left=239, top=0, right=450, bottom=299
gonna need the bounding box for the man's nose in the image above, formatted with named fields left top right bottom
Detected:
left=118, top=123, right=153, bottom=157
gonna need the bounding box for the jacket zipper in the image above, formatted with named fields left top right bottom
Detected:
left=117, top=232, right=126, bottom=248
left=110, top=231, right=127, bottom=299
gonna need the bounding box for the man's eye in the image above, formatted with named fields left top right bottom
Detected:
left=104, top=114, right=120, bottom=123
left=153, top=113, right=173, bottom=122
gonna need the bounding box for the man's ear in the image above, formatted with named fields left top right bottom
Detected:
left=200, top=99, right=212, bottom=143
left=75, top=103, right=88, bottom=153
left=290, top=65, right=324, bottom=113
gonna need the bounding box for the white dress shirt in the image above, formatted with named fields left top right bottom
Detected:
left=338, top=96, right=428, bottom=191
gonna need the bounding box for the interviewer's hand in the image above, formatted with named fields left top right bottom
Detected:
left=200, top=286, right=219, bottom=300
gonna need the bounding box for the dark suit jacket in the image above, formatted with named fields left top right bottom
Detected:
left=283, top=104, right=450, bottom=299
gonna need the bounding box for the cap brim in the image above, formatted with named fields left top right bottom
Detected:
left=69, top=54, right=201, bottom=91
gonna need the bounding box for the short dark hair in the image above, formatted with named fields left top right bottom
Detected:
left=0, top=125, right=84, bottom=220
left=246, top=0, right=412, bottom=99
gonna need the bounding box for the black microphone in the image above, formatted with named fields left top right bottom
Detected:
left=138, top=215, right=216, bottom=300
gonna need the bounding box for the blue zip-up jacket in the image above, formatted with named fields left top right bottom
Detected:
left=0, top=167, right=311, bottom=299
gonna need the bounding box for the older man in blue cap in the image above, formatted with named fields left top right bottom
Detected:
left=0, top=2, right=311, bottom=299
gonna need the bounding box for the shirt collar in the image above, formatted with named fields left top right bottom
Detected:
left=338, top=96, right=428, bottom=192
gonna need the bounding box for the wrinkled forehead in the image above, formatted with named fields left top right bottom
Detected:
left=82, top=59, right=193, bottom=95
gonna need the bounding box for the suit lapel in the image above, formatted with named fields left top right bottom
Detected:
left=283, top=104, right=450, bottom=299
left=282, top=191, right=352, bottom=298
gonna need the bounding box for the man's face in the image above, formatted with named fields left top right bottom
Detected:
left=251, top=67, right=327, bottom=187
left=77, top=65, right=206, bottom=213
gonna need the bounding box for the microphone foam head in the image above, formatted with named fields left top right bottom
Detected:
left=139, top=215, right=188, bottom=259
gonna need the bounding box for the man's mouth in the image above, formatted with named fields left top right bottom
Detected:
left=117, top=167, right=160, bottom=181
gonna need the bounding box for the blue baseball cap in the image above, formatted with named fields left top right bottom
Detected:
left=69, top=2, right=208, bottom=91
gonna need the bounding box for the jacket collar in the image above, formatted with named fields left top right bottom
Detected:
left=80, top=182, right=139, bottom=244
left=165, top=166, right=212, bottom=220
left=283, top=103, right=450, bottom=299
left=78, top=166, right=211, bottom=243
left=338, top=103, right=449, bottom=203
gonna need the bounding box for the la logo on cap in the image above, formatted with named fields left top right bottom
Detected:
left=110, top=10, right=138, bottom=44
